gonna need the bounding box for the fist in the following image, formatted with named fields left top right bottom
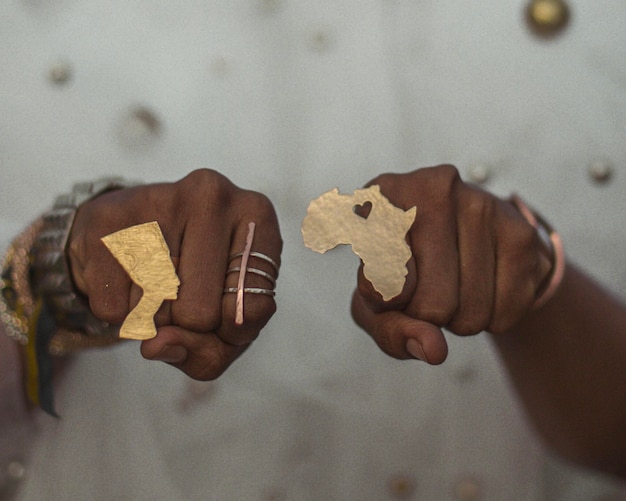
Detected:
left=351, top=165, right=551, bottom=364
left=68, top=169, right=282, bottom=379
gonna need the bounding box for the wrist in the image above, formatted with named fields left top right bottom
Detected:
left=0, top=177, right=139, bottom=414
left=33, top=177, right=139, bottom=352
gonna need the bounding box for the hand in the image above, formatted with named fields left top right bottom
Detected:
left=68, top=169, right=282, bottom=379
left=351, top=165, right=551, bottom=364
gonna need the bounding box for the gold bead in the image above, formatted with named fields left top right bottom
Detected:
left=588, top=160, right=613, bottom=184
left=387, top=474, right=417, bottom=499
left=48, top=60, right=72, bottom=85
left=454, top=477, right=481, bottom=501
left=526, top=0, right=570, bottom=37
left=467, top=164, right=492, bottom=185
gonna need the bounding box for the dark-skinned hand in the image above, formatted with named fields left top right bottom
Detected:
left=68, top=169, right=282, bottom=380
left=351, top=165, right=552, bottom=364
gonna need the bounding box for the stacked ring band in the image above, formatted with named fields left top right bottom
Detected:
left=223, top=287, right=276, bottom=296
left=229, top=251, right=279, bottom=276
left=226, top=267, right=277, bottom=288
left=223, top=222, right=278, bottom=324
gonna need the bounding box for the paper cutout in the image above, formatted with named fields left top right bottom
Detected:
left=302, top=185, right=416, bottom=300
left=101, top=221, right=179, bottom=340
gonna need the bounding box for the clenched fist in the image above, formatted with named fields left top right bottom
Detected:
left=68, top=169, right=282, bottom=380
left=351, top=165, right=552, bottom=364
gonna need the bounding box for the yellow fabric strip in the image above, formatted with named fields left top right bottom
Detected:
left=24, top=299, right=43, bottom=407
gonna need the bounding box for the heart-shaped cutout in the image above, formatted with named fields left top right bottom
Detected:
left=353, top=201, right=372, bottom=219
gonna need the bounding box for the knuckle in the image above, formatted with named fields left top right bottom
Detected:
left=222, top=328, right=260, bottom=347
left=179, top=168, right=235, bottom=212
left=173, top=302, right=221, bottom=333
left=366, top=166, right=462, bottom=213
left=141, top=184, right=176, bottom=216
left=78, top=255, right=131, bottom=325
left=85, top=190, right=127, bottom=229
left=249, top=299, right=277, bottom=327
left=224, top=299, right=277, bottom=336
left=68, top=234, right=84, bottom=260
left=432, top=163, right=461, bottom=179
left=428, top=164, right=462, bottom=198
left=392, top=164, right=462, bottom=215
left=448, top=315, right=487, bottom=337
left=410, top=293, right=457, bottom=327
left=367, top=173, right=414, bottom=208
left=367, top=172, right=399, bottom=191
left=499, top=219, right=540, bottom=274
left=516, top=220, right=538, bottom=251
left=504, top=205, right=539, bottom=251
left=466, top=192, right=496, bottom=222
left=448, top=283, right=493, bottom=336
left=182, top=168, right=229, bottom=189
left=240, top=190, right=281, bottom=231
left=246, top=190, right=276, bottom=216
left=88, top=292, right=127, bottom=325
left=489, top=281, right=534, bottom=334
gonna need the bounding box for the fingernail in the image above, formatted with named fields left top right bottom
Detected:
left=406, top=339, right=426, bottom=362
left=152, top=345, right=187, bottom=364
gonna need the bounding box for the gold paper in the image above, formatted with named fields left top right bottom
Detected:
left=302, top=185, right=416, bottom=301
left=101, top=221, right=180, bottom=340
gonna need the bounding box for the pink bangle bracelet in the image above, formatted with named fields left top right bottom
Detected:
left=510, top=194, right=566, bottom=309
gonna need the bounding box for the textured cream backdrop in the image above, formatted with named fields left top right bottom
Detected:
left=1, top=1, right=625, bottom=499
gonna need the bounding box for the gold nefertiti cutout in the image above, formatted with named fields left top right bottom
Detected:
left=302, top=185, right=416, bottom=301
left=101, top=221, right=179, bottom=340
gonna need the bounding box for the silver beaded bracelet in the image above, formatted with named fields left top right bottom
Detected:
left=1, top=177, right=139, bottom=356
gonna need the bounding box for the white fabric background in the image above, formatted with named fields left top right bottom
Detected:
left=1, top=1, right=625, bottom=499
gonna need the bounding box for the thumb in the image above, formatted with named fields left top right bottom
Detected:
left=351, top=290, right=448, bottom=364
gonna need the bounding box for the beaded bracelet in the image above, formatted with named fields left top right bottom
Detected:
left=510, top=194, right=565, bottom=309
left=0, top=219, right=44, bottom=347
left=31, top=178, right=140, bottom=352
left=1, top=177, right=138, bottom=414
